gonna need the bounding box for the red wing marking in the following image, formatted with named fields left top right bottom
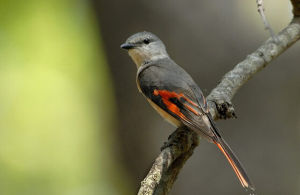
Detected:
left=184, top=104, right=199, bottom=115
left=153, top=89, right=200, bottom=118
left=182, top=95, right=198, bottom=107
left=153, top=89, right=187, bottom=120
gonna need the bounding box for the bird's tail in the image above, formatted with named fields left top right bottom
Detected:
left=213, top=137, right=255, bottom=193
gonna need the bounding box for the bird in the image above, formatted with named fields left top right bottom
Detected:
left=121, top=31, right=255, bottom=193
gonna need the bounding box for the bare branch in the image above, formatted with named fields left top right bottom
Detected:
left=256, top=0, right=279, bottom=43
left=137, top=10, right=300, bottom=195
left=207, top=20, right=300, bottom=120
left=138, top=127, right=198, bottom=195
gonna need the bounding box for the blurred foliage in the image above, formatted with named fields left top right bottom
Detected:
left=0, top=0, right=131, bottom=195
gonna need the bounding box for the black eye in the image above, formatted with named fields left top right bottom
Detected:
left=143, top=38, right=150, bottom=44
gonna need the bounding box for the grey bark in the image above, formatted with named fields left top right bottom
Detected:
left=137, top=5, right=300, bottom=195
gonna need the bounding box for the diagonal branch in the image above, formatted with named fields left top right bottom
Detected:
left=207, top=21, right=300, bottom=120
left=137, top=9, right=300, bottom=195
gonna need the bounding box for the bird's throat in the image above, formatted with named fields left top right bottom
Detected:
left=128, top=49, right=168, bottom=68
left=128, top=49, right=147, bottom=68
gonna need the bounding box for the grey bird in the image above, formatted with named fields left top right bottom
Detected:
left=121, top=31, right=255, bottom=193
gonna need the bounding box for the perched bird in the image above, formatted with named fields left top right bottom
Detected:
left=121, top=31, right=255, bottom=193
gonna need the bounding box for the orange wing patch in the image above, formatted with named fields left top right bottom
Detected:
left=184, top=104, right=199, bottom=115
left=153, top=89, right=200, bottom=119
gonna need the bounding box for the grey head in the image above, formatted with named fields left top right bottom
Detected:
left=121, top=31, right=169, bottom=67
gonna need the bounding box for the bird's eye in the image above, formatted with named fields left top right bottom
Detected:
left=143, top=38, right=150, bottom=44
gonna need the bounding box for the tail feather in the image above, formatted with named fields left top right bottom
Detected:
left=213, top=138, right=255, bottom=193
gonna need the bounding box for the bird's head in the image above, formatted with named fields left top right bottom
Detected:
left=121, top=31, right=168, bottom=67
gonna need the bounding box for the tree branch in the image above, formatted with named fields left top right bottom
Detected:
left=256, top=0, right=279, bottom=43
left=138, top=127, right=199, bottom=195
left=137, top=7, right=300, bottom=195
left=207, top=21, right=300, bottom=120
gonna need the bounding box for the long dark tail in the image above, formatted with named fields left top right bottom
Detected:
left=213, top=137, right=255, bottom=193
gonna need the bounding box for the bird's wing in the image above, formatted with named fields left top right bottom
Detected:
left=138, top=63, right=216, bottom=139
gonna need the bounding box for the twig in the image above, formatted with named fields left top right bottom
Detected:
left=256, top=0, right=279, bottom=43
left=137, top=7, right=300, bottom=195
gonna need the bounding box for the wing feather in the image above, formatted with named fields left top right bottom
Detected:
left=138, top=63, right=215, bottom=139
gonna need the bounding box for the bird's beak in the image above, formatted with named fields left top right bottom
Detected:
left=120, top=43, right=135, bottom=50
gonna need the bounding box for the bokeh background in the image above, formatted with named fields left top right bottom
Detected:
left=0, top=0, right=299, bottom=195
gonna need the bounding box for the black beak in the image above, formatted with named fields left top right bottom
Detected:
left=120, top=43, right=135, bottom=50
